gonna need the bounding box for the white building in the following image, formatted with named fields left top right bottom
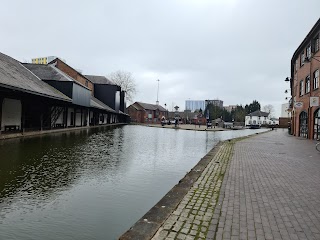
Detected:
left=245, top=110, right=273, bottom=127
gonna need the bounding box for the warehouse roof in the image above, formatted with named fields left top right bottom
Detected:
left=90, top=96, right=116, bottom=112
left=23, top=63, right=90, bottom=90
left=130, top=102, right=167, bottom=111
left=0, top=52, right=71, bottom=102
left=84, top=75, right=115, bottom=85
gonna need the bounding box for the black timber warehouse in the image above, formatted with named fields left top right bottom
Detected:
left=0, top=52, right=129, bottom=135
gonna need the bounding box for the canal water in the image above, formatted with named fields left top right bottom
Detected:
left=0, top=125, right=267, bottom=239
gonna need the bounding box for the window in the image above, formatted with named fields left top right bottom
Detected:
left=306, top=45, right=311, bottom=60
left=295, top=60, right=298, bottom=72
left=313, top=34, right=319, bottom=52
left=305, top=76, right=310, bottom=93
left=314, top=69, right=319, bottom=90
left=300, top=52, right=305, bottom=66
left=300, top=80, right=304, bottom=96
left=85, top=80, right=88, bottom=87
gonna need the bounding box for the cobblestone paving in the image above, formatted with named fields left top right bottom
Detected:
left=152, top=141, right=235, bottom=240
left=208, top=130, right=320, bottom=240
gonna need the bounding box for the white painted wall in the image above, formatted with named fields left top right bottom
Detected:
left=83, top=110, right=89, bottom=126
left=1, top=98, right=22, bottom=131
left=90, top=111, right=94, bottom=125
left=75, top=111, right=82, bottom=126
left=245, top=115, right=270, bottom=126
left=55, top=109, right=64, bottom=125
left=98, top=113, right=108, bottom=125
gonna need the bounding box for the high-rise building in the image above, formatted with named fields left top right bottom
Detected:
left=31, top=56, right=65, bottom=64
left=205, top=99, right=223, bottom=108
left=185, top=100, right=205, bottom=112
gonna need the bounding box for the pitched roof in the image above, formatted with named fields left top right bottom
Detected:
left=23, top=63, right=73, bottom=82
left=49, top=58, right=93, bottom=84
left=0, top=52, right=71, bottom=102
left=23, top=63, right=90, bottom=90
left=84, top=75, right=115, bottom=85
left=247, top=110, right=269, bottom=117
left=131, top=102, right=166, bottom=111
left=90, top=96, right=116, bottom=112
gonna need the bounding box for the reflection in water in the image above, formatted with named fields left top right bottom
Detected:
left=1, top=127, right=127, bottom=205
left=0, top=125, right=267, bottom=240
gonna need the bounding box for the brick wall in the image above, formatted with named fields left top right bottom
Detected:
left=127, top=106, right=145, bottom=123
left=279, top=117, right=290, bottom=128
left=292, top=45, right=320, bottom=138
left=54, top=59, right=94, bottom=95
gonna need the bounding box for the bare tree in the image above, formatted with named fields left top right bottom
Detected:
left=108, top=70, right=137, bottom=102
left=262, top=104, right=275, bottom=118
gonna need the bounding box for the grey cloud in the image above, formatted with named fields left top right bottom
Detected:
left=1, top=0, right=319, bottom=117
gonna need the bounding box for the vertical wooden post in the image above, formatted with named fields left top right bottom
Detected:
left=0, top=97, right=3, bottom=134
left=21, top=100, right=25, bottom=133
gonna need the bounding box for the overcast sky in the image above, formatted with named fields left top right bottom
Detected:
left=1, top=0, right=320, bottom=116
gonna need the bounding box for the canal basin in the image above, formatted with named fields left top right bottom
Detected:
left=0, top=125, right=268, bottom=239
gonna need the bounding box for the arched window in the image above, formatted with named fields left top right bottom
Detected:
left=314, top=108, right=320, bottom=140
left=299, top=111, right=308, bottom=138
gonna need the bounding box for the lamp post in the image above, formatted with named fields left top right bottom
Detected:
left=164, top=103, right=167, bottom=119
left=284, top=77, right=292, bottom=135
left=156, top=79, right=160, bottom=105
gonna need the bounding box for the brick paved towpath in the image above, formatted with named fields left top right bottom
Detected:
left=151, top=129, right=320, bottom=240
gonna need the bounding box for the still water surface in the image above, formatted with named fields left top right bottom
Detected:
left=0, top=125, right=267, bottom=239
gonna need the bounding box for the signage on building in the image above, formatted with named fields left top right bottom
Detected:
left=310, top=97, right=319, bottom=107
left=294, top=102, right=303, bottom=108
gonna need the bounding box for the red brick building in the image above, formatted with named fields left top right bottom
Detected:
left=127, top=102, right=167, bottom=123
left=49, top=58, right=94, bottom=95
left=290, top=18, right=320, bottom=139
